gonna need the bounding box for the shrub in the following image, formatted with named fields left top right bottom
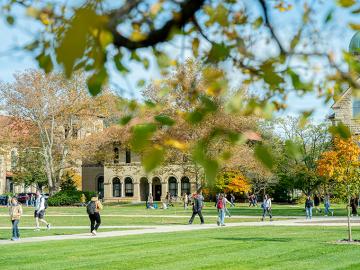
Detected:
left=48, top=190, right=98, bottom=206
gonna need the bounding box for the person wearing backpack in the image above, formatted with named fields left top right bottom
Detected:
left=87, top=195, right=103, bottom=235
left=217, top=194, right=225, bottom=226
left=34, top=190, right=50, bottom=231
left=261, top=194, right=272, bottom=221
left=9, top=197, right=22, bottom=241
left=188, top=190, right=204, bottom=224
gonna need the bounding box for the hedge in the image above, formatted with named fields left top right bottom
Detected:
left=48, top=190, right=97, bottom=206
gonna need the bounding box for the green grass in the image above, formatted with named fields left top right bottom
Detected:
left=1, top=226, right=360, bottom=269
left=0, top=228, right=134, bottom=240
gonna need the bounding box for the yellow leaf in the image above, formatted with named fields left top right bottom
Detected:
left=164, top=139, right=188, bottom=151
left=150, top=3, right=162, bottom=16
left=99, top=30, right=113, bottom=48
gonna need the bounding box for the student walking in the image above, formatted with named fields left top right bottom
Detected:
left=314, top=194, right=321, bottom=213
left=223, top=194, right=231, bottom=218
left=87, top=195, right=103, bottom=236
left=34, top=191, right=50, bottom=231
left=261, top=194, right=272, bottom=221
left=183, top=193, right=188, bottom=210
left=148, top=193, right=154, bottom=209
left=188, top=190, right=204, bottom=224
left=230, top=193, right=235, bottom=207
left=9, top=197, right=22, bottom=241
left=324, top=194, right=334, bottom=216
left=305, top=195, right=313, bottom=220
left=351, top=196, right=358, bottom=217
left=217, top=194, right=226, bottom=226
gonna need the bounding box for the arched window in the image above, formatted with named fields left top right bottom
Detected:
left=125, top=177, right=133, bottom=197
left=97, top=176, right=104, bottom=199
left=114, top=147, right=119, bottom=164
left=181, top=177, right=190, bottom=195
left=168, top=177, right=178, bottom=196
left=113, top=177, right=121, bottom=197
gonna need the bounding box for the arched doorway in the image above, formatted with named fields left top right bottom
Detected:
left=97, top=176, right=104, bottom=199
left=124, top=177, right=134, bottom=197
left=152, top=177, right=162, bottom=201
left=168, top=176, right=178, bottom=197
left=140, top=177, right=149, bottom=201
left=181, top=176, right=190, bottom=195
left=113, top=177, right=121, bottom=197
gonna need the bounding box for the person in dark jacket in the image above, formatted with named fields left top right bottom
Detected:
left=188, top=190, right=204, bottom=224
left=314, top=194, right=321, bottom=213
left=305, top=195, right=313, bottom=220
left=350, top=196, right=358, bottom=216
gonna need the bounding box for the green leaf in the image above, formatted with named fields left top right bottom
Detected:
left=36, top=53, right=53, bottom=73
left=137, top=79, right=146, bottom=88
left=119, top=115, right=132, bottom=125
left=329, top=123, right=351, bottom=139
left=285, top=140, right=302, bottom=159
left=253, top=16, right=263, bottom=29
left=87, top=68, right=108, bottom=96
left=142, top=147, right=165, bottom=172
left=207, top=43, right=230, bottom=63
left=337, top=0, right=356, bottom=7
left=6, top=16, right=14, bottom=25
left=324, top=9, right=334, bottom=23
left=154, top=114, right=175, bottom=126
left=254, top=144, right=274, bottom=169
left=130, top=123, right=157, bottom=151
left=114, top=52, right=129, bottom=73
left=192, top=38, right=200, bottom=57
left=186, top=110, right=204, bottom=124
left=56, top=6, right=99, bottom=77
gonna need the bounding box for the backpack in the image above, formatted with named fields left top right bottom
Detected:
left=217, top=199, right=224, bottom=209
left=87, top=201, right=96, bottom=215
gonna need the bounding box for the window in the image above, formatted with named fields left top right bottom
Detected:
left=125, top=177, right=133, bottom=197
left=181, top=177, right=190, bottom=195
left=125, top=149, right=131, bottom=163
left=353, top=98, right=360, bottom=117
left=168, top=177, right=178, bottom=196
left=113, top=177, right=121, bottom=197
left=114, top=147, right=119, bottom=164
left=97, top=176, right=104, bottom=198
left=10, top=150, right=17, bottom=170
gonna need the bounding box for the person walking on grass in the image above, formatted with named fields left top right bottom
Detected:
left=87, top=195, right=103, bottom=236
left=351, top=196, right=358, bottom=217
left=314, top=193, right=321, bottom=214
left=230, top=193, right=235, bottom=207
left=9, top=197, right=22, bottom=241
left=217, top=194, right=226, bottom=226
left=188, top=190, right=204, bottom=225
left=183, top=193, right=189, bottom=210
left=324, top=194, right=334, bottom=216
left=261, top=194, right=272, bottom=221
left=305, top=195, right=313, bottom=220
left=223, top=194, right=232, bottom=218
left=34, top=190, right=50, bottom=231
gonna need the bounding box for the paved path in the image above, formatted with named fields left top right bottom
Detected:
left=1, top=217, right=360, bottom=245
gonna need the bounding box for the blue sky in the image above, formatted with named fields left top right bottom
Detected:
left=0, top=0, right=358, bottom=121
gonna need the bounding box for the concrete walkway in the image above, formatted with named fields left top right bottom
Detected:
left=0, top=216, right=359, bottom=245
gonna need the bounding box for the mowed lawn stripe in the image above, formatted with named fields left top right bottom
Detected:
left=1, top=227, right=360, bottom=269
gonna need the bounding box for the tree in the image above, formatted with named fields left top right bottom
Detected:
left=0, top=70, right=115, bottom=194
left=317, top=136, right=360, bottom=242
left=12, top=148, right=48, bottom=190
left=2, top=0, right=359, bottom=177
left=215, top=170, right=251, bottom=195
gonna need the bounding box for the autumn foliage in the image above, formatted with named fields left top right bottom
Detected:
left=216, top=170, right=251, bottom=195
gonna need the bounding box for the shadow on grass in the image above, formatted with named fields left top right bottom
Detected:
left=213, top=237, right=291, bottom=242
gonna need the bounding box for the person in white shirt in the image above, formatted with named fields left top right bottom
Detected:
left=261, top=194, right=272, bottom=221
left=34, top=191, right=50, bottom=231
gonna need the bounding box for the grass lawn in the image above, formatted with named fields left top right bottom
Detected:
left=0, top=227, right=135, bottom=240
left=1, top=226, right=360, bottom=269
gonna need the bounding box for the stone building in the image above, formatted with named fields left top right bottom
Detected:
left=330, top=31, right=360, bottom=133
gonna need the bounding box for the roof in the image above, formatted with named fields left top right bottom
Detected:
left=350, top=31, right=360, bottom=54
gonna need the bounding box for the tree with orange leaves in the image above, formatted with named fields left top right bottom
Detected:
left=317, top=136, right=360, bottom=242
left=216, top=170, right=251, bottom=195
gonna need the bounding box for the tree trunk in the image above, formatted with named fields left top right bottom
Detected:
left=347, top=188, right=352, bottom=242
